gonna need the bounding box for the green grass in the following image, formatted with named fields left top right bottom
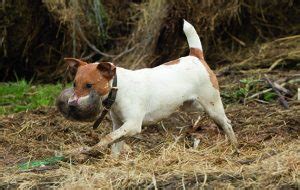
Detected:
left=0, top=80, right=65, bottom=115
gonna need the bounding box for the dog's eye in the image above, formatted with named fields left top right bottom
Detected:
left=86, top=83, right=92, bottom=89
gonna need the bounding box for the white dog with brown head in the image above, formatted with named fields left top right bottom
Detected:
left=59, top=20, right=237, bottom=157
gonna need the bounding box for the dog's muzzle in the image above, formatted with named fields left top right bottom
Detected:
left=56, top=88, right=101, bottom=121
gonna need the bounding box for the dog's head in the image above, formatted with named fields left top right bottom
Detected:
left=56, top=58, right=116, bottom=121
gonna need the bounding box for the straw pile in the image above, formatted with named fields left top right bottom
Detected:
left=1, top=0, right=299, bottom=81
left=0, top=71, right=299, bottom=189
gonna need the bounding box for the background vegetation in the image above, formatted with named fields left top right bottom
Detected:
left=1, top=0, right=299, bottom=81
left=0, top=80, right=63, bottom=114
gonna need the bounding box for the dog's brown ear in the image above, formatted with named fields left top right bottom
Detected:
left=97, top=62, right=116, bottom=79
left=64, top=58, right=87, bottom=75
left=64, top=58, right=87, bottom=69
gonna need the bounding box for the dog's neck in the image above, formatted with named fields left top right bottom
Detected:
left=101, top=79, right=114, bottom=100
left=100, top=68, right=118, bottom=110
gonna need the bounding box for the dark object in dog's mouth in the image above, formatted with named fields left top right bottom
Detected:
left=56, top=88, right=101, bottom=122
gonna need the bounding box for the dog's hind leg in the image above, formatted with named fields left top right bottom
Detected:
left=197, top=90, right=238, bottom=149
left=181, top=100, right=204, bottom=130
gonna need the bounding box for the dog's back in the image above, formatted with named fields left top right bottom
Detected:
left=115, top=20, right=217, bottom=124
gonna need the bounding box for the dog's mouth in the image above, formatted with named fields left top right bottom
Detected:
left=56, top=88, right=101, bottom=122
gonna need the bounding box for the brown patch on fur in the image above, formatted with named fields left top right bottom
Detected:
left=163, top=59, right=180, bottom=65
left=189, top=48, right=219, bottom=90
left=74, top=64, right=110, bottom=97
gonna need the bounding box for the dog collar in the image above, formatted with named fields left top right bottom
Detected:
left=93, top=74, right=118, bottom=129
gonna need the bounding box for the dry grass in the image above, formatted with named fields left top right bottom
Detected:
left=0, top=73, right=299, bottom=189
left=116, top=0, right=169, bottom=69
left=218, top=35, right=300, bottom=74
left=44, top=0, right=109, bottom=49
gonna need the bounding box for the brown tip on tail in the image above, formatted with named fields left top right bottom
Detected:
left=189, top=47, right=205, bottom=60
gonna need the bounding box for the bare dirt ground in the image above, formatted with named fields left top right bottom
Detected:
left=0, top=72, right=299, bottom=189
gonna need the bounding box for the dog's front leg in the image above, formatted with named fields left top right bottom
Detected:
left=110, top=112, right=130, bottom=156
left=80, top=118, right=143, bottom=156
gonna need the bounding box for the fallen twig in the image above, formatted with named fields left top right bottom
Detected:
left=245, top=77, right=298, bottom=101
left=264, top=74, right=289, bottom=109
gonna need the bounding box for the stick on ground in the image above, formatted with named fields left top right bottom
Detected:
left=264, top=74, right=289, bottom=109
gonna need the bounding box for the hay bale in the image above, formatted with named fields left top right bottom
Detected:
left=113, top=0, right=299, bottom=69
left=0, top=0, right=138, bottom=82
left=44, top=0, right=109, bottom=52
left=1, top=0, right=299, bottom=81
left=0, top=0, right=111, bottom=82
left=113, top=0, right=170, bottom=68
left=0, top=0, right=71, bottom=82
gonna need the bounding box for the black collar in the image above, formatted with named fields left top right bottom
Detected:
left=93, top=74, right=118, bottom=129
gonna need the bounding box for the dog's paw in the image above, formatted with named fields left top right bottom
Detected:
left=78, top=146, right=92, bottom=154
left=64, top=146, right=90, bottom=163
left=65, top=145, right=109, bottom=163
left=65, top=146, right=92, bottom=162
left=81, top=145, right=108, bottom=158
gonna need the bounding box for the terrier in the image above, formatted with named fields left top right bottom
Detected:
left=61, top=20, right=237, bottom=157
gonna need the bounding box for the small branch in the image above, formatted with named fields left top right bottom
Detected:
left=112, top=45, right=137, bottom=61
left=273, top=81, right=292, bottom=96
left=264, top=74, right=289, bottom=109
left=268, top=58, right=283, bottom=71
left=76, top=22, right=115, bottom=58
left=226, top=31, right=246, bottom=46
left=81, top=52, right=97, bottom=61
left=75, top=21, right=136, bottom=61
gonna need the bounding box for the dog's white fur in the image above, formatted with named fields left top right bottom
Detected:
left=88, top=20, right=237, bottom=155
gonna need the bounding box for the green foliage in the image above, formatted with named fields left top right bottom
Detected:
left=234, top=78, right=260, bottom=99
left=221, top=77, right=278, bottom=104
left=263, top=91, right=277, bottom=101
left=224, top=78, right=259, bottom=102
left=0, top=80, right=65, bottom=115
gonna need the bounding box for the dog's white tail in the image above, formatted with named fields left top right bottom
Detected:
left=183, top=19, right=203, bottom=51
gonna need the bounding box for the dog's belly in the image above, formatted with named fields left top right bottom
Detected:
left=142, top=104, right=179, bottom=125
